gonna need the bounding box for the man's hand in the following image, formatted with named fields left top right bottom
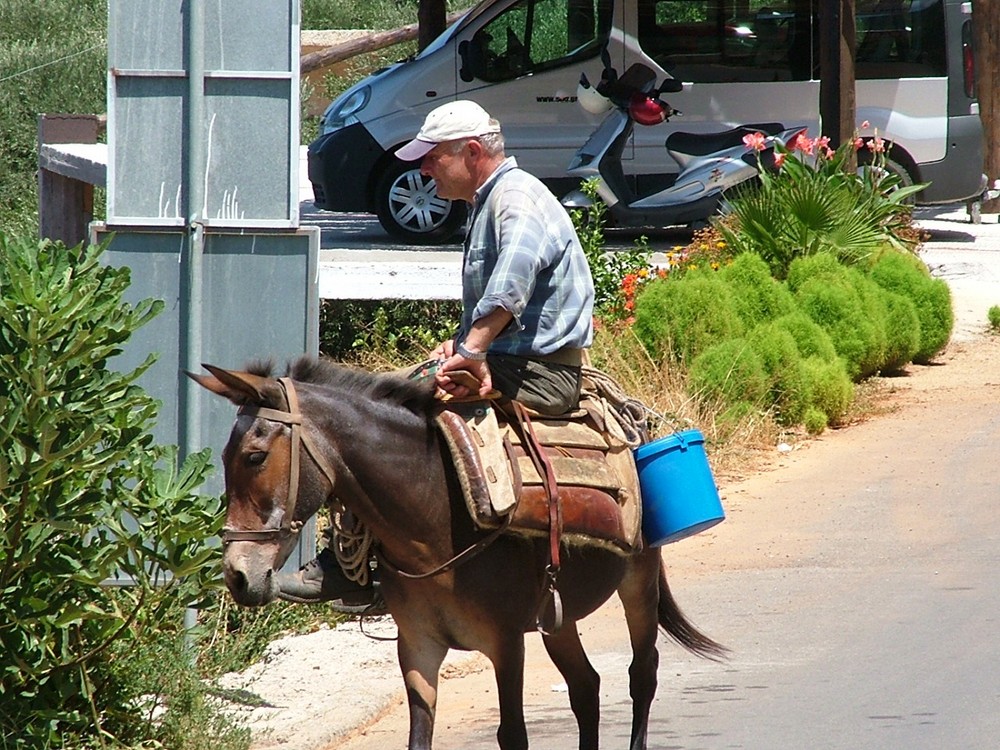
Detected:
left=435, top=351, right=493, bottom=398
left=429, top=339, right=455, bottom=360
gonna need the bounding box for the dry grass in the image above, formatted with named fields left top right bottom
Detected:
left=589, top=324, right=783, bottom=480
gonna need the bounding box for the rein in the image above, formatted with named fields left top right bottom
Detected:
left=221, top=377, right=337, bottom=545
left=375, top=425, right=523, bottom=580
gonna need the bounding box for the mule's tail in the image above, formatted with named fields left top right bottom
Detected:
left=658, top=563, right=729, bottom=661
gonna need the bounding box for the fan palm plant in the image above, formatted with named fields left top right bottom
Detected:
left=719, top=128, right=926, bottom=279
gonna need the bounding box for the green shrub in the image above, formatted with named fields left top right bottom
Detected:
left=989, top=305, right=1000, bottom=332
left=320, top=299, right=462, bottom=362
left=802, top=356, right=854, bottom=427
left=718, top=252, right=796, bottom=329
left=879, top=291, right=921, bottom=372
left=803, top=406, right=829, bottom=435
left=771, top=310, right=839, bottom=362
left=747, top=323, right=810, bottom=425
left=0, top=234, right=229, bottom=748
left=867, top=250, right=953, bottom=363
left=788, top=254, right=888, bottom=379
left=633, top=275, right=745, bottom=365
left=687, top=338, right=769, bottom=411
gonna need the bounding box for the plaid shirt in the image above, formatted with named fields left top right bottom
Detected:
left=457, top=157, right=594, bottom=356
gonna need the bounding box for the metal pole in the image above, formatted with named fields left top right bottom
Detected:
left=183, top=0, right=207, bottom=645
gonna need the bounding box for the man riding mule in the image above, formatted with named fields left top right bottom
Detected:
left=190, top=360, right=725, bottom=750
left=278, top=100, right=597, bottom=610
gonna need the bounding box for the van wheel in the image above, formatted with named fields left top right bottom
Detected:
left=857, top=152, right=916, bottom=203
left=374, top=160, right=467, bottom=245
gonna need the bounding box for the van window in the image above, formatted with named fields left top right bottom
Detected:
left=855, top=0, right=946, bottom=78
left=467, top=0, right=613, bottom=82
left=637, top=0, right=946, bottom=83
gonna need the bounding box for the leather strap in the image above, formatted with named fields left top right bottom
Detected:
left=509, top=401, right=564, bottom=634
left=222, top=379, right=337, bottom=545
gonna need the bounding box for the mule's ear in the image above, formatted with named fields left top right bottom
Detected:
left=185, top=365, right=278, bottom=406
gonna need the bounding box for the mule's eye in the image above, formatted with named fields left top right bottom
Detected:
left=246, top=451, right=267, bottom=466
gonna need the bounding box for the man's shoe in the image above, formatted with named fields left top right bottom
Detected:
left=276, top=548, right=387, bottom=616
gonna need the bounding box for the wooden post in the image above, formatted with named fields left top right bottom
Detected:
left=37, top=114, right=103, bottom=247
left=819, top=0, right=856, bottom=154
left=974, top=0, right=1000, bottom=212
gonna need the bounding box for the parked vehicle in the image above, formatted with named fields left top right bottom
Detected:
left=307, top=0, right=987, bottom=244
left=563, top=58, right=807, bottom=227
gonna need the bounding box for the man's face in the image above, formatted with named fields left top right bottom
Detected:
left=420, top=139, right=475, bottom=202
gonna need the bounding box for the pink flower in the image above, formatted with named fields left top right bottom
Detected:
left=867, top=136, right=885, bottom=153
left=774, top=152, right=786, bottom=168
left=859, top=120, right=871, bottom=130
left=796, top=136, right=815, bottom=156
left=742, top=131, right=767, bottom=151
left=854, top=137, right=865, bottom=151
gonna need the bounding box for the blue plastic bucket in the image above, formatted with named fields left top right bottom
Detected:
left=633, top=429, right=725, bottom=546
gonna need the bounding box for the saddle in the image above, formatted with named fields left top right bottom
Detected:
left=435, top=391, right=644, bottom=556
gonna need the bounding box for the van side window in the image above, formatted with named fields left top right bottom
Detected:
left=855, top=0, right=946, bottom=78
left=637, top=0, right=815, bottom=82
left=637, top=0, right=946, bottom=83
left=467, top=0, right=613, bottom=83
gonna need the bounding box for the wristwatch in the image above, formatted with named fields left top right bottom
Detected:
left=456, top=341, right=487, bottom=361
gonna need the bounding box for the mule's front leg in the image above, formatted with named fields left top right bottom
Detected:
left=489, top=635, right=529, bottom=750
left=398, top=634, right=449, bottom=750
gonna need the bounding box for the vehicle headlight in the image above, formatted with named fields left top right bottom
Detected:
left=322, top=85, right=372, bottom=133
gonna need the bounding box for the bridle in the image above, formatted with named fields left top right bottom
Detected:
left=221, top=377, right=337, bottom=545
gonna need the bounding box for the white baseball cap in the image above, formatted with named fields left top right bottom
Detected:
left=395, top=100, right=502, bottom=161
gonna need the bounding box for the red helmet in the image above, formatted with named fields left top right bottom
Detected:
left=628, top=93, right=667, bottom=126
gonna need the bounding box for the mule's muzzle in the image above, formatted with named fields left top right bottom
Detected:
left=223, top=544, right=282, bottom=607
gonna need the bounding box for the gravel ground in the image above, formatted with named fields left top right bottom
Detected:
left=214, top=205, right=1000, bottom=750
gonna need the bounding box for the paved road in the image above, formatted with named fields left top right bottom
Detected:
left=327, top=333, right=1000, bottom=750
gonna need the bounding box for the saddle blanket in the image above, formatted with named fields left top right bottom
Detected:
left=435, top=397, right=643, bottom=556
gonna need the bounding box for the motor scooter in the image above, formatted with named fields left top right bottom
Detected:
left=563, top=59, right=806, bottom=228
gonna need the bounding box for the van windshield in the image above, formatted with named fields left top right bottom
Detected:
left=637, top=0, right=946, bottom=83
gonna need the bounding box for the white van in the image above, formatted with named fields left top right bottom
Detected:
left=307, top=0, right=986, bottom=243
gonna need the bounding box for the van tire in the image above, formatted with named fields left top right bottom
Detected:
left=374, top=160, right=467, bottom=245
left=857, top=151, right=916, bottom=204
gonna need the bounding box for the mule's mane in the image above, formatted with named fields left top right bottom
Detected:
left=246, top=356, right=437, bottom=413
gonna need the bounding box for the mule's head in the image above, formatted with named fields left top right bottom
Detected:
left=189, top=365, right=333, bottom=607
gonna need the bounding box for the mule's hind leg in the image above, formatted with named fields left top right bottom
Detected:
left=617, top=548, right=662, bottom=750
left=541, top=622, right=601, bottom=750
left=397, top=633, right=449, bottom=750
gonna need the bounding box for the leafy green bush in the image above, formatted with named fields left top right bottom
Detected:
left=0, top=234, right=229, bottom=748
left=687, top=338, right=769, bottom=412
left=633, top=274, right=745, bottom=365
left=320, top=298, right=462, bottom=362
left=788, top=253, right=888, bottom=379
left=867, top=250, right=953, bottom=363
left=802, top=356, right=854, bottom=427
left=989, top=305, right=1000, bottom=332
left=771, top=310, right=839, bottom=362
left=878, top=291, right=921, bottom=372
left=719, top=129, right=924, bottom=279
left=747, top=323, right=810, bottom=425
left=718, top=252, right=796, bottom=329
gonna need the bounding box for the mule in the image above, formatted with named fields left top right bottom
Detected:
left=190, top=357, right=725, bottom=750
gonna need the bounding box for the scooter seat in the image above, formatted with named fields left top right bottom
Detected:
left=666, top=122, right=785, bottom=157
